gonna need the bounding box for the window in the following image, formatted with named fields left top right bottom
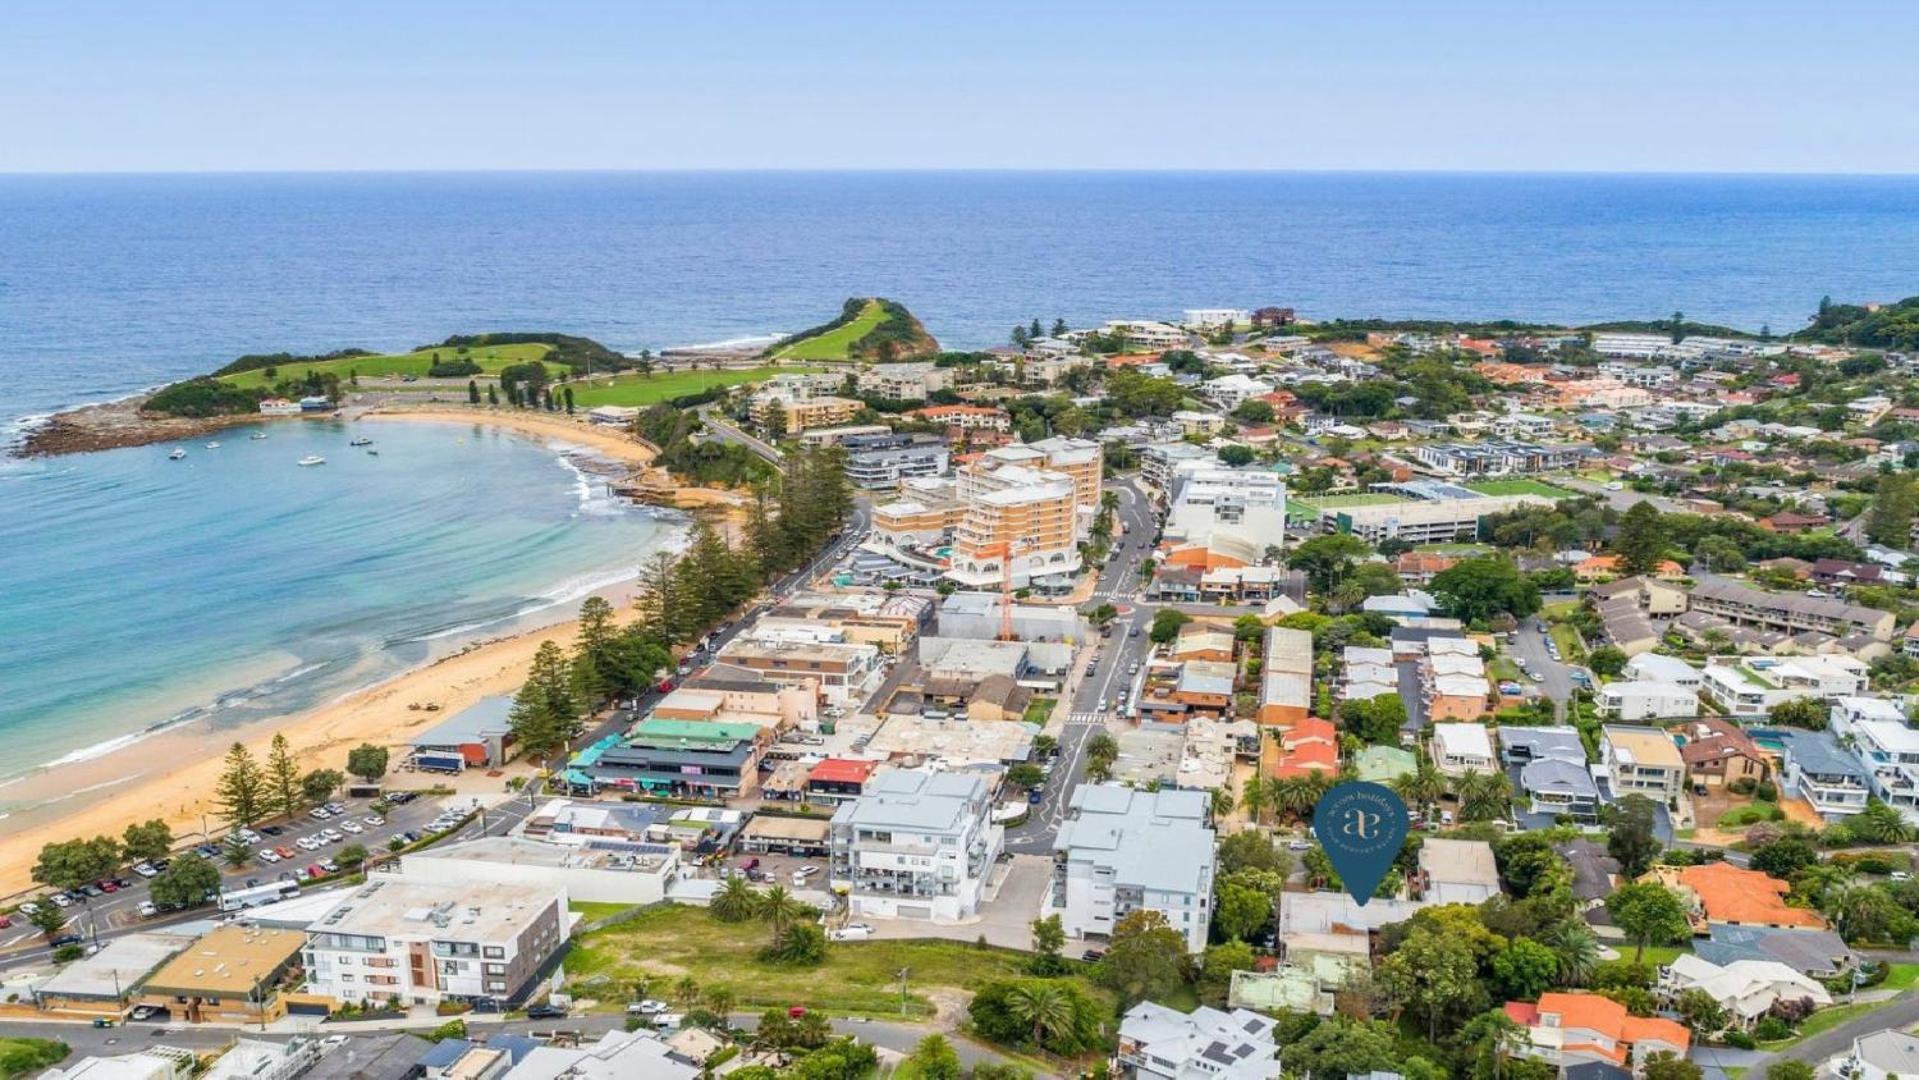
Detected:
left=483, top=946, right=505, bottom=959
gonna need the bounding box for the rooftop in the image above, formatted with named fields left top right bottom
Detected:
left=309, top=878, right=562, bottom=941
left=142, top=925, right=305, bottom=998
left=832, top=768, right=987, bottom=834
left=1057, top=784, right=1215, bottom=896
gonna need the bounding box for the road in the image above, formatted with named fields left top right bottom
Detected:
left=1508, top=614, right=1581, bottom=708
left=1748, top=988, right=1919, bottom=1072
left=697, top=406, right=785, bottom=466
left=12, top=1012, right=1021, bottom=1072
left=1559, top=476, right=1691, bottom=515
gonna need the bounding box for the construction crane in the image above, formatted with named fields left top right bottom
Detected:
left=987, top=536, right=1038, bottom=641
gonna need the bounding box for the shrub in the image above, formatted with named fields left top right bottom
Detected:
left=427, top=360, right=483, bottom=377
left=968, top=978, right=1106, bottom=1055
left=1756, top=780, right=1778, bottom=802
left=1724, top=1031, right=1756, bottom=1050
left=1754, top=1016, right=1791, bottom=1041
left=1729, top=777, right=1757, bottom=796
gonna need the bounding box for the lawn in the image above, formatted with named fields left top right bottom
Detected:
left=1881, top=963, right=1919, bottom=990
left=1465, top=478, right=1579, bottom=500
left=1635, top=945, right=1692, bottom=966
left=568, top=366, right=819, bottom=408
left=1759, top=1001, right=1882, bottom=1049
left=1490, top=657, right=1524, bottom=683
left=568, top=901, right=632, bottom=922
left=219, top=343, right=563, bottom=389
left=773, top=299, right=888, bottom=361
left=1548, top=623, right=1587, bottom=660
left=564, top=903, right=1108, bottom=1018
left=1023, top=697, right=1057, bottom=725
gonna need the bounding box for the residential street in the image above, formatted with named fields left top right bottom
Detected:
left=1747, top=989, right=1919, bottom=1072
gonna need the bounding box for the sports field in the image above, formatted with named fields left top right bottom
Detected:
left=567, top=365, right=822, bottom=408
left=1464, top=478, right=1578, bottom=499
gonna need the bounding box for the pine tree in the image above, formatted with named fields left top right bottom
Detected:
left=467, top=379, right=480, bottom=404
left=215, top=742, right=268, bottom=827
left=635, top=550, right=691, bottom=646
left=487, top=384, right=499, bottom=406
left=1614, top=501, right=1668, bottom=576
left=571, top=596, right=619, bottom=704
left=510, top=640, right=581, bottom=761
left=266, top=733, right=302, bottom=819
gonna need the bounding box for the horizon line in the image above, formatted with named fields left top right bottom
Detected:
left=5, top=166, right=1919, bottom=179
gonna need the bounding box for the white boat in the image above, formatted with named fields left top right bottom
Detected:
left=205, top=441, right=221, bottom=449
left=349, top=436, right=373, bottom=447
left=250, top=432, right=268, bottom=441
left=297, top=455, right=327, bottom=467
left=168, top=448, right=187, bottom=460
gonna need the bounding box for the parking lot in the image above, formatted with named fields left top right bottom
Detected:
left=722, top=850, right=829, bottom=890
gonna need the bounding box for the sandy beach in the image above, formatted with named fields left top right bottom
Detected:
left=0, top=407, right=669, bottom=898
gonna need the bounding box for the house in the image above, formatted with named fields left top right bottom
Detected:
left=1501, top=726, right=1586, bottom=767
left=1831, top=695, right=1908, bottom=736
left=830, top=769, right=1003, bottom=922
left=1052, top=785, right=1217, bottom=953
left=1657, top=955, right=1831, bottom=1029
left=1850, top=719, right=1919, bottom=824
left=966, top=673, right=1034, bottom=723
left=1270, top=718, right=1339, bottom=778
left=30, top=929, right=199, bottom=1019
left=1114, top=1001, right=1281, bottom=1080
left=1432, top=723, right=1495, bottom=776
left=1846, top=1030, right=1919, bottom=1080
left=1521, top=758, right=1602, bottom=821
left=1557, top=840, right=1621, bottom=905
left=1597, top=681, right=1698, bottom=722
left=136, top=926, right=306, bottom=1024
left=1777, top=729, right=1871, bottom=819
left=1674, top=717, right=1769, bottom=788
left=1600, top=726, right=1686, bottom=801
left=1700, top=655, right=1871, bottom=716
left=1414, top=839, right=1501, bottom=904
left=1622, top=653, right=1703, bottom=689
left=1505, top=992, right=1690, bottom=1072
left=1694, top=925, right=1855, bottom=978
left=1654, top=862, right=1827, bottom=931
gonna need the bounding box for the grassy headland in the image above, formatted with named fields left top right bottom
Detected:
left=569, top=366, right=821, bottom=408
left=768, top=297, right=939, bottom=362
left=216, top=342, right=566, bottom=390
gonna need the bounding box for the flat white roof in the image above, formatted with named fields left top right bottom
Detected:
left=1432, top=723, right=1493, bottom=757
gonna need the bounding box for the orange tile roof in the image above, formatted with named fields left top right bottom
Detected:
left=1510, top=993, right=1691, bottom=1064
left=1669, top=862, right=1826, bottom=929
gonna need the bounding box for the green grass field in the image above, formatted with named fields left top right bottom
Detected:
left=1882, top=963, right=1919, bottom=990
left=219, top=343, right=564, bottom=389
left=567, top=366, right=821, bottom=408
left=1298, top=493, right=1407, bottom=509
left=564, top=904, right=1108, bottom=1018
left=1465, top=478, right=1579, bottom=500
left=567, top=901, right=632, bottom=922
left=772, top=299, right=888, bottom=361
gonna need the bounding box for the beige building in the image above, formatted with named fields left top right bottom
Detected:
left=750, top=394, right=862, bottom=432
left=138, top=926, right=306, bottom=1025
left=1601, top=725, right=1687, bottom=800
left=946, top=438, right=1103, bottom=589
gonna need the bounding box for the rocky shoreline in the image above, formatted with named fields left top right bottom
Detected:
left=15, top=399, right=262, bottom=457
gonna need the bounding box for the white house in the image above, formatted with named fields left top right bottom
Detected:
left=1700, top=656, right=1870, bottom=717
left=1832, top=696, right=1908, bottom=736
left=1848, top=1030, right=1919, bottom=1080
left=1658, top=954, right=1831, bottom=1029
left=1115, top=1002, right=1281, bottom=1080
left=1622, top=653, right=1704, bottom=691
left=1597, top=681, right=1700, bottom=722
left=1431, top=723, right=1496, bottom=776
left=1852, top=719, right=1919, bottom=824
left=829, top=769, right=1003, bottom=923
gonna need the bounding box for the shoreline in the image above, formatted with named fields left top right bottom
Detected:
left=0, top=407, right=675, bottom=898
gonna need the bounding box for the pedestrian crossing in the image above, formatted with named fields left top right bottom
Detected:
left=1067, top=711, right=1106, bottom=725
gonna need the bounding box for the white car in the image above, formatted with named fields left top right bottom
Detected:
left=49, top=893, right=73, bottom=908
left=310, top=807, right=332, bottom=819
left=340, top=821, right=363, bottom=834
left=1893, top=871, right=1913, bottom=883
left=258, top=848, right=283, bottom=863
left=626, top=999, right=669, bottom=1016
left=132, top=862, right=159, bottom=878
left=19, top=902, right=40, bottom=916
left=363, top=816, right=385, bottom=827
left=138, top=901, right=159, bottom=918
left=792, top=866, right=821, bottom=885
left=321, top=828, right=344, bottom=842
left=296, top=836, right=320, bottom=851
left=830, top=926, right=873, bottom=941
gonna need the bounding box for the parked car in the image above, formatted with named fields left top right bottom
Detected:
left=257, top=849, right=282, bottom=863
left=526, top=1003, right=569, bottom=1020
left=132, top=862, right=159, bottom=878
left=50, top=934, right=83, bottom=948
left=627, top=999, right=669, bottom=1016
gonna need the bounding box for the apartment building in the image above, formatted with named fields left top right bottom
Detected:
left=1597, top=681, right=1699, bottom=722
left=1850, top=719, right=1919, bottom=823
left=947, top=466, right=1081, bottom=589
left=1432, top=723, right=1496, bottom=775
left=1688, top=579, right=1896, bottom=641
left=829, top=769, right=1003, bottom=922
left=302, top=879, right=569, bottom=1008
left=1140, top=441, right=1217, bottom=498
left=1411, top=441, right=1585, bottom=476
left=1600, top=726, right=1686, bottom=801
left=1102, top=319, right=1189, bottom=349
left=1181, top=308, right=1251, bottom=329
left=1700, top=655, right=1871, bottom=716
left=1779, top=730, right=1871, bottom=820
left=659, top=665, right=819, bottom=731
left=857, top=362, right=953, bottom=401
left=841, top=434, right=950, bottom=490
left=909, top=404, right=1011, bottom=432
left=796, top=423, right=892, bottom=448
left=870, top=496, right=965, bottom=551
left=1052, top=785, right=1217, bottom=953
left=713, top=635, right=880, bottom=705
left=1257, top=627, right=1313, bottom=727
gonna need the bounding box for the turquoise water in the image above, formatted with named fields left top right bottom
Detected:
left=0, top=418, right=679, bottom=788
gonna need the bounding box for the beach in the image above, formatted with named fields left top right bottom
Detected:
left=0, top=408, right=670, bottom=898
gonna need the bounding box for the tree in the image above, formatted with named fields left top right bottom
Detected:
left=214, top=742, right=268, bottom=827
left=1239, top=775, right=1271, bottom=826
left=757, top=885, right=811, bottom=944
left=508, top=640, right=581, bottom=761
left=1541, top=919, right=1601, bottom=986
left=1643, top=1051, right=1703, bottom=1080
left=467, top=379, right=480, bottom=404
left=1431, top=555, right=1542, bottom=624
left=1341, top=694, right=1408, bottom=746
left=1492, top=938, right=1559, bottom=1000
left=302, top=769, right=342, bottom=804
left=1148, top=608, right=1193, bottom=644
left=1769, top=697, right=1829, bottom=731
left=1457, top=770, right=1514, bottom=823
left=1587, top=645, right=1628, bottom=678
left=1232, top=399, right=1276, bottom=425
left=1029, top=914, right=1067, bottom=976
left=1283, top=1015, right=1400, bottom=1080
left=222, top=833, right=252, bottom=868
left=1007, top=763, right=1044, bottom=790
left=1199, top=939, right=1257, bottom=1003
left=1750, top=836, right=1819, bottom=878
left=1606, top=882, right=1691, bottom=962
left=570, top=595, right=622, bottom=704
left=1097, top=910, right=1191, bottom=1006
left=906, top=1034, right=962, bottom=1080
left=1768, top=1062, right=1817, bottom=1080
left=1676, top=988, right=1729, bottom=1034
left=265, top=733, right=303, bottom=820
left=703, top=985, right=736, bottom=1020
left=1218, top=444, right=1255, bottom=467
left=562, top=386, right=574, bottom=414
left=346, top=743, right=389, bottom=783
left=1614, top=502, right=1669, bottom=576
left=336, top=843, right=368, bottom=870
left=1607, top=795, right=1662, bottom=877
left=712, top=876, right=760, bottom=923
left=27, top=901, right=68, bottom=937
left=121, top=820, right=173, bottom=864
left=762, top=400, right=788, bottom=440
left=1867, top=474, right=1919, bottom=548
left=149, top=854, right=220, bottom=909
left=1214, top=880, right=1272, bottom=942
left=32, top=836, right=124, bottom=892
left=1003, top=982, right=1077, bottom=1051
left=1217, top=830, right=1287, bottom=875
left=1288, top=533, right=1371, bottom=594
left=1378, top=927, right=1485, bottom=1041
left=968, top=979, right=1104, bottom=1055
left=486, top=383, right=499, bottom=406
left=1392, top=759, right=1447, bottom=820
left=1853, top=799, right=1917, bottom=844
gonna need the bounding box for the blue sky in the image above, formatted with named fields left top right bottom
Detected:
left=5, top=1, right=1917, bottom=173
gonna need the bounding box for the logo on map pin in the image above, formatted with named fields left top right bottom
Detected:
left=1311, top=781, right=1410, bottom=906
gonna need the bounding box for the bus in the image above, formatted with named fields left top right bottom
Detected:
left=217, top=880, right=299, bottom=912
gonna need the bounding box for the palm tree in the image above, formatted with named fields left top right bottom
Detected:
left=1393, top=759, right=1446, bottom=819
left=1272, top=775, right=1320, bottom=822
left=1240, top=775, right=1271, bottom=826
left=1457, top=770, right=1514, bottom=823
left=1210, top=786, right=1236, bottom=820
left=711, top=876, right=761, bottom=923
left=758, top=885, right=810, bottom=944
left=674, top=975, right=700, bottom=1009
left=1004, top=981, right=1075, bottom=1050
left=1794, top=863, right=1853, bottom=911
left=1853, top=800, right=1917, bottom=845
left=1541, top=920, right=1600, bottom=987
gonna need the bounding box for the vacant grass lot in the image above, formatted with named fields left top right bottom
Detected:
left=565, top=903, right=1107, bottom=1018
left=568, top=366, right=819, bottom=408
left=219, top=343, right=563, bottom=389
left=1465, top=478, right=1579, bottom=499
left=772, top=300, right=887, bottom=360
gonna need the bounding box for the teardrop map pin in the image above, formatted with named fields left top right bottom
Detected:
left=1311, top=781, right=1411, bottom=906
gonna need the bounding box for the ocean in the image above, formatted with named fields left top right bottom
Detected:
left=0, top=419, right=679, bottom=789
left=2, top=170, right=1918, bottom=783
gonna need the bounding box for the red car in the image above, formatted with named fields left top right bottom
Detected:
left=275, top=846, right=296, bottom=860
left=97, top=880, right=119, bottom=893
left=656, top=679, right=676, bottom=693
left=306, top=865, right=326, bottom=880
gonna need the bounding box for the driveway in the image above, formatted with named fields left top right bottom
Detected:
left=1508, top=617, right=1578, bottom=708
